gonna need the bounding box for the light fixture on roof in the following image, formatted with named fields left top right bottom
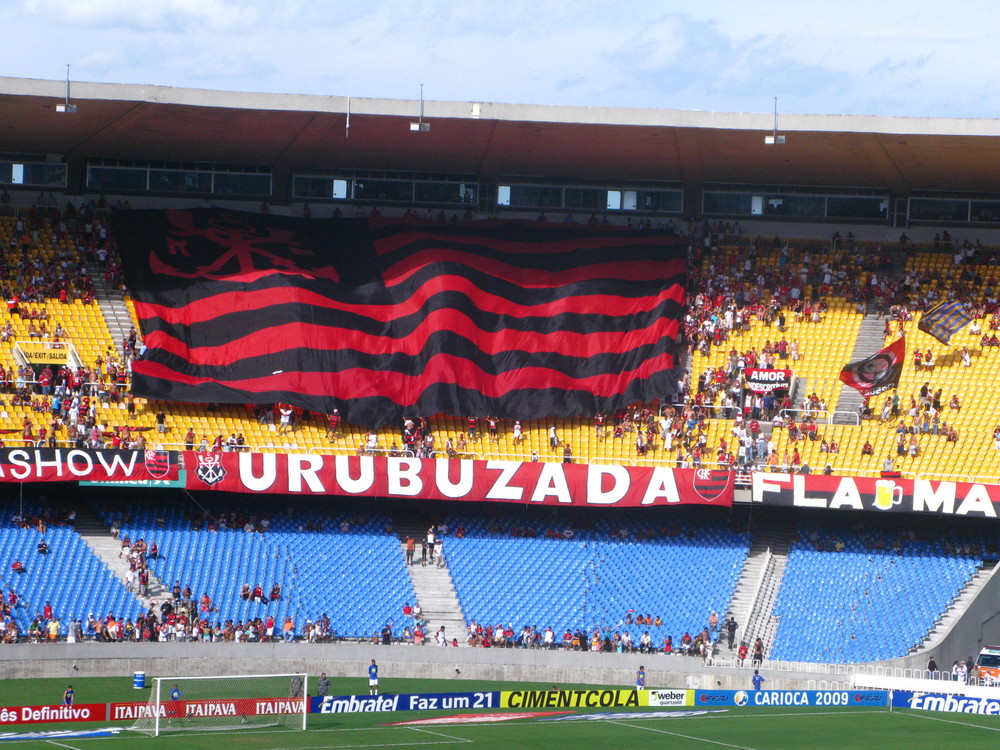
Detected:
left=764, top=96, right=784, bottom=145
left=55, top=64, right=77, bottom=114
left=409, top=83, right=430, bottom=132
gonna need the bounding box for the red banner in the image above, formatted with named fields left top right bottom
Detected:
left=0, top=449, right=178, bottom=483
left=110, top=698, right=304, bottom=721
left=184, top=453, right=733, bottom=507
left=0, top=704, right=107, bottom=725
left=752, top=472, right=999, bottom=517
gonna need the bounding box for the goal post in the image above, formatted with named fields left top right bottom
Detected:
left=131, top=673, right=308, bottom=736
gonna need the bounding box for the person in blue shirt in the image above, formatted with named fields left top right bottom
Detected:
left=167, top=684, right=184, bottom=719
left=62, top=685, right=74, bottom=706
left=635, top=666, right=646, bottom=691
left=369, top=660, right=379, bottom=695
left=752, top=670, right=765, bottom=691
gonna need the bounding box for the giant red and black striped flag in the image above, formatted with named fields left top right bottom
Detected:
left=116, top=209, right=686, bottom=426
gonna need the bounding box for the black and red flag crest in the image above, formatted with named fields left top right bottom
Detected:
left=839, top=336, right=906, bottom=397
left=692, top=469, right=734, bottom=502
left=143, top=449, right=171, bottom=479
left=117, top=210, right=686, bottom=426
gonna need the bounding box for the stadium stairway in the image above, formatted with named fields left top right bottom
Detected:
left=909, top=560, right=998, bottom=656
left=833, top=314, right=888, bottom=422
left=721, top=536, right=774, bottom=654
left=72, top=509, right=168, bottom=606
left=729, top=519, right=794, bottom=658
left=92, top=275, right=133, bottom=353
left=398, top=530, right=467, bottom=645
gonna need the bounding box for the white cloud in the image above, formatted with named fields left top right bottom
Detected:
left=5, top=0, right=1000, bottom=117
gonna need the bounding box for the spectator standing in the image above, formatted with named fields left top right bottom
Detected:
left=426, top=526, right=436, bottom=562
left=725, top=617, right=738, bottom=649
left=404, top=535, right=415, bottom=566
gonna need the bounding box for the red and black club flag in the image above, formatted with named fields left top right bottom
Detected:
left=116, top=209, right=686, bottom=427
left=839, top=336, right=906, bottom=397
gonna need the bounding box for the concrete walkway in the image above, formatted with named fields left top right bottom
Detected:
left=401, top=531, right=467, bottom=646
left=73, top=509, right=167, bottom=607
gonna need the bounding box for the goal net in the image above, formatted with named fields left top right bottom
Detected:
left=131, top=673, right=308, bottom=736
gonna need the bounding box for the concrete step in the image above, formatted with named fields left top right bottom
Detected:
left=73, top=508, right=167, bottom=605
left=402, top=541, right=467, bottom=645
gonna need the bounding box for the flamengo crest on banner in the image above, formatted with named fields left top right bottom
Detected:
left=744, top=368, right=792, bottom=394
left=752, top=473, right=999, bottom=517
left=184, top=453, right=734, bottom=507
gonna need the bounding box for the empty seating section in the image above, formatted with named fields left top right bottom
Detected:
left=445, top=509, right=748, bottom=642
left=771, top=522, right=987, bottom=663
left=0, top=521, right=143, bottom=632
left=107, top=506, right=414, bottom=638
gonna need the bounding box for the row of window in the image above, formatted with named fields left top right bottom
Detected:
left=3, top=158, right=1000, bottom=224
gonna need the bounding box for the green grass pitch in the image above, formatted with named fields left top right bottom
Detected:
left=0, top=675, right=999, bottom=749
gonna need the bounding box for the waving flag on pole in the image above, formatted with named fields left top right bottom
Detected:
left=917, top=301, right=972, bottom=345
left=839, top=337, right=906, bottom=397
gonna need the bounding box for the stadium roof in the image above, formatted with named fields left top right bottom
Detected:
left=3, top=76, right=1000, bottom=194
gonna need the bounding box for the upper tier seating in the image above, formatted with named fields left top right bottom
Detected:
left=7, top=208, right=1000, bottom=483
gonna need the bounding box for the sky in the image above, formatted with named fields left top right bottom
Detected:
left=7, top=0, right=1000, bottom=118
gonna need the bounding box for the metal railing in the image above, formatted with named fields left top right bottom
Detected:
left=779, top=408, right=860, bottom=426
left=154, top=441, right=258, bottom=453
left=351, top=446, right=417, bottom=458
